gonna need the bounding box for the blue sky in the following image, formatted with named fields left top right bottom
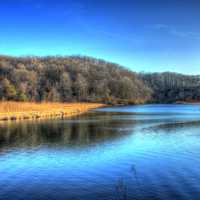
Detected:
left=0, top=0, right=200, bottom=74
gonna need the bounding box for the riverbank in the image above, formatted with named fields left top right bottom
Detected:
left=0, top=102, right=105, bottom=121
left=176, top=100, right=200, bottom=104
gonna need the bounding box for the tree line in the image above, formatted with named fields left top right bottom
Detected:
left=139, top=72, right=200, bottom=103
left=0, top=56, right=151, bottom=104
left=0, top=55, right=199, bottom=104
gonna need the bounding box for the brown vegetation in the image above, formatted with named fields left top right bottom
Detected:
left=1, top=55, right=200, bottom=104
left=0, top=101, right=105, bottom=121
left=0, top=55, right=151, bottom=104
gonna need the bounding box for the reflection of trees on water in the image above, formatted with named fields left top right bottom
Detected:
left=143, top=120, right=200, bottom=134
left=1, top=111, right=198, bottom=149
left=0, top=112, right=138, bottom=149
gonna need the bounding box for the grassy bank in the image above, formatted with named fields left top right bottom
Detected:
left=0, top=102, right=105, bottom=121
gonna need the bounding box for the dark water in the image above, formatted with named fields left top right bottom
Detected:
left=1, top=104, right=200, bottom=200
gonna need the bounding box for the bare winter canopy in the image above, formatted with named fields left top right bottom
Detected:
left=0, top=55, right=199, bottom=104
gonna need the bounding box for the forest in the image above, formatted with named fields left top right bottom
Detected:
left=140, top=72, right=200, bottom=103
left=0, top=55, right=200, bottom=104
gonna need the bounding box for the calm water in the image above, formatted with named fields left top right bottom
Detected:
left=1, top=104, right=200, bottom=200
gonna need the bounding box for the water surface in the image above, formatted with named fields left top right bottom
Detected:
left=1, top=104, right=200, bottom=200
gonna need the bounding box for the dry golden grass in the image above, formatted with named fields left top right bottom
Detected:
left=0, top=101, right=105, bottom=121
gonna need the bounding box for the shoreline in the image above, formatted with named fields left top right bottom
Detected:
left=0, top=101, right=199, bottom=122
left=0, top=102, right=105, bottom=122
left=176, top=101, right=200, bottom=105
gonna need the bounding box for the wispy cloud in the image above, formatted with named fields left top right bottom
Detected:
left=151, top=24, right=200, bottom=39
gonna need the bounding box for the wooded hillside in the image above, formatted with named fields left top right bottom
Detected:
left=0, top=56, right=151, bottom=104
left=0, top=55, right=199, bottom=104
left=140, top=72, right=200, bottom=103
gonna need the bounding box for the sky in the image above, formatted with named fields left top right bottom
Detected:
left=0, top=0, right=200, bottom=74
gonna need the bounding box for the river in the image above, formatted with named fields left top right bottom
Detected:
left=1, top=104, right=200, bottom=200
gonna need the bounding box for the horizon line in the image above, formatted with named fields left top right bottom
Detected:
left=0, top=53, right=199, bottom=76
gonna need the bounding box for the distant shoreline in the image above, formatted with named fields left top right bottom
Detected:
left=176, top=101, right=200, bottom=105
left=0, top=102, right=105, bottom=122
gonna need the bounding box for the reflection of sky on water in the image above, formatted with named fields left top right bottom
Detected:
left=97, top=104, right=200, bottom=114
left=1, top=104, right=200, bottom=200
